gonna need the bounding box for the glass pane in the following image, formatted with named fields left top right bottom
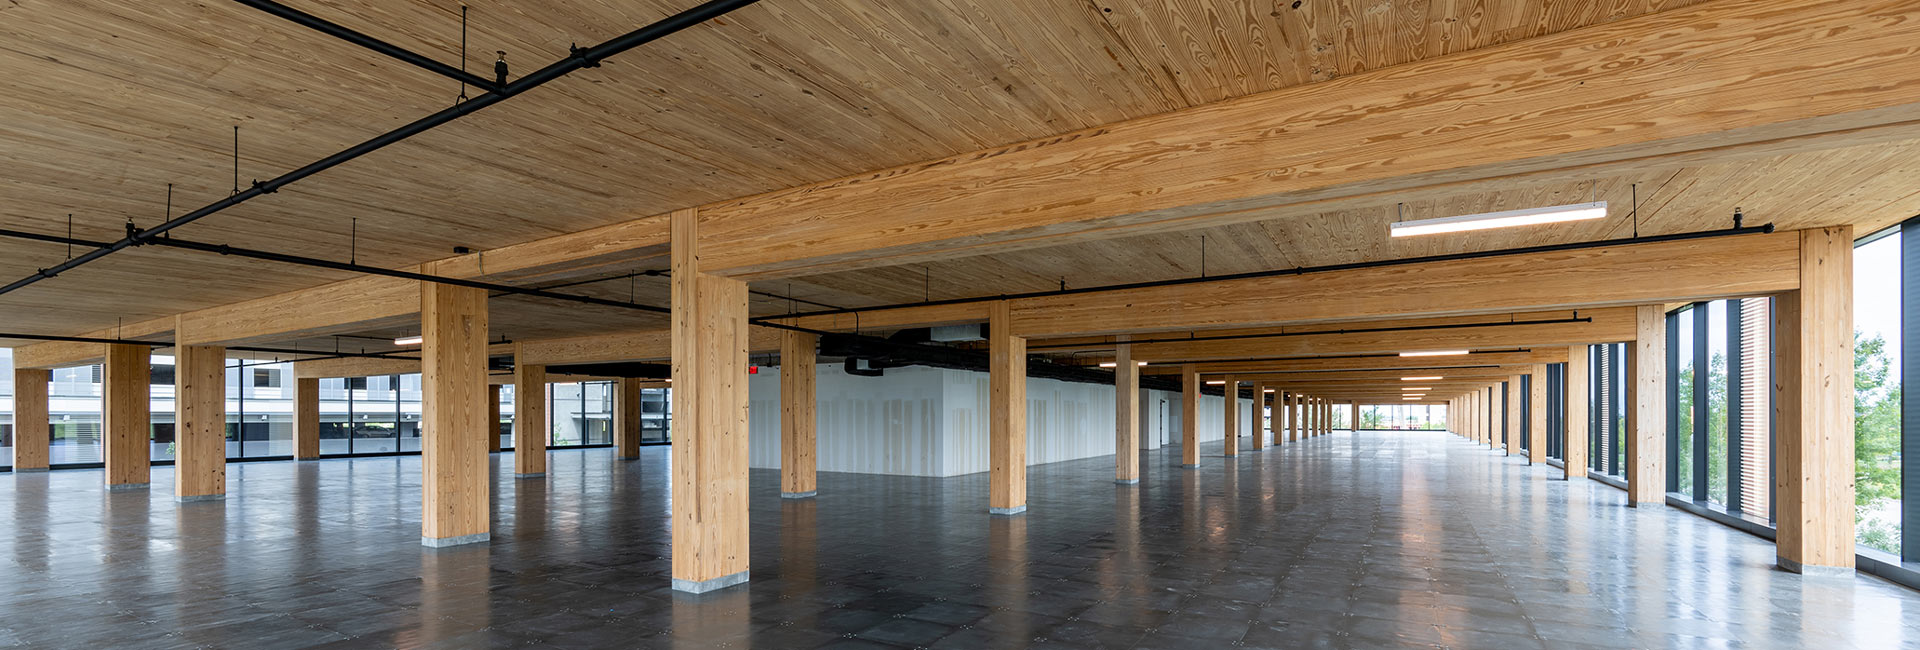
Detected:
left=49, top=365, right=103, bottom=465
left=319, top=378, right=351, bottom=455
left=499, top=384, right=515, bottom=449
left=1674, top=308, right=1695, bottom=493
left=1706, top=301, right=1730, bottom=505
left=551, top=382, right=583, bottom=447
left=1855, top=231, right=1901, bottom=554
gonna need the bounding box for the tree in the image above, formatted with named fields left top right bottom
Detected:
left=1855, top=332, right=1902, bottom=554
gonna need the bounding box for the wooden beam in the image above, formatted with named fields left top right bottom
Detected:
left=693, top=0, right=1920, bottom=279
left=294, top=377, right=320, bottom=460
left=513, top=352, right=547, bottom=479
left=1181, top=366, right=1200, bottom=467
left=1114, top=337, right=1140, bottom=484
left=1010, top=234, right=1799, bottom=338
left=1564, top=346, right=1590, bottom=480
left=291, top=355, right=420, bottom=380
left=1213, top=366, right=1535, bottom=383
left=102, top=343, right=148, bottom=490
left=173, top=343, right=226, bottom=502
left=1627, top=305, right=1666, bottom=507
left=1776, top=226, right=1856, bottom=574
left=669, top=208, right=752, bottom=593
left=780, top=330, right=818, bottom=498
left=768, top=302, right=989, bottom=334
left=12, top=319, right=171, bottom=369
left=179, top=275, right=418, bottom=347
left=1060, top=310, right=1629, bottom=358
left=989, top=301, right=1028, bottom=515
left=419, top=282, right=490, bottom=547
left=10, top=368, right=49, bottom=471
left=614, top=378, right=642, bottom=460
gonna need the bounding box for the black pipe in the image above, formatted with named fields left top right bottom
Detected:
left=751, top=224, right=1775, bottom=325
left=1026, top=316, right=1592, bottom=351
left=234, top=0, right=500, bottom=91
left=0, top=0, right=761, bottom=298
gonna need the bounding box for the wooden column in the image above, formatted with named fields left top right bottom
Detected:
left=1350, top=403, right=1358, bottom=433
left=1247, top=383, right=1265, bottom=451
left=487, top=384, right=503, bottom=453
left=1288, top=393, right=1300, bottom=442
left=10, top=368, right=49, bottom=471
left=1114, top=339, right=1140, bottom=483
left=513, top=350, right=547, bottom=479
left=1529, top=364, right=1549, bottom=465
left=1776, top=226, right=1856, bottom=574
left=1180, top=365, right=1200, bottom=467
left=1506, top=377, right=1523, bottom=456
left=1564, top=346, right=1591, bottom=480
left=173, top=343, right=226, bottom=502
left=781, top=329, right=819, bottom=498
left=989, top=301, right=1028, bottom=515
left=1222, top=376, right=1238, bottom=457
left=669, top=207, right=753, bottom=592
left=1627, top=304, right=1666, bottom=507
left=294, top=377, right=321, bottom=460
left=102, top=343, right=150, bottom=490
left=420, top=282, right=490, bottom=547
left=615, top=378, right=643, bottom=460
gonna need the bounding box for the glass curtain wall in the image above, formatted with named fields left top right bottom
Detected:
left=1858, top=227, right=1902, bottom=555
left=1356, top=404, right=1447, bottom=430
left=0, top=349, right=11, bottom=469
left=1666, top=301, right=1754, bottom=510
left=1589, top=343, right=1629, bottom=477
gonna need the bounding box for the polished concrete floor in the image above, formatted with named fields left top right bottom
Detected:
left=1, top=432, right=1917, bottom=649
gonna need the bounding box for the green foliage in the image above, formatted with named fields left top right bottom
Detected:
left=1854, top=331, right=1903, bottom=554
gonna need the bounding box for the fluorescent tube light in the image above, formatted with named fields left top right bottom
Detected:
left=1206, top=380, right=1225, bottom=385
left=1401, top=376, right=1442, bottom=381
left=393, top=335, right=423, bottom=346
left=1402, top=396, right=1422, bottom=400
left=1399, top=350, right=1469, bottom=357
left=1390, top=202, right=1606, bottom=237
left=1097, top=361, right=1148, bottom=368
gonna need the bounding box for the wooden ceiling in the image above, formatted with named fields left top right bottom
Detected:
left=0, top=0, right=1726, bottom=341
left=7, top=0, right=1917, bottom=403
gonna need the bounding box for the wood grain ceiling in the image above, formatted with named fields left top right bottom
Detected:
left=12, top=0, right=1912, bottom=356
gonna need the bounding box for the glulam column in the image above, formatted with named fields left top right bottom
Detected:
left=1627, top=304, right=1666, bottom=507
left=294, top=377, right=320, bottom=460
left=669, top=207, right=753, bottom=593
left=1506, top=377, right=1523, bottom=456
left=989, top=301, right=1028, bottom=515
left=781, top=329, right=818, bottom=498
left=1564, top=346, right=1591, bottom=479
left=1181, top=365, right=1200, bottom=467
left=1287, top=393, right=1300, bottom=442
left=615, top=378, right=642, bottom=460
left=1222, top=376, right=1239, bottom=457
left=173, top=343, right=226, bottom=502
left=1776, top=226, right=1856, bottom=574
left=102, top=343, right=150, bottom=490
left=1248, top=383, right=1265, bottom=451
left=1529, top=365, right=1549, bottom=465
left=1114, top=339, right=1140, bottom=484
left=10, top=368, right=49, bottom=471
left=513, top=350, right=547, bottom=479
left=420, top=282, right=490, bottom=547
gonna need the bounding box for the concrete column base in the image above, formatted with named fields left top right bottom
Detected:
left=514, top=472, right=546, bottom=479
left=105, top=482, right=148, bottom=492
left=673, top=570, right=749, bottom=594
left=780, top=491, right=817, bottom=499
left=175, top=493, right=225, bottom=503
left=1778, top=557, right=1854, bottom=577
left=989, top=505, right=1027, bottom=516
left=1114, top=479, right=1139, bottom=485
left=13, top=467, right=49, bottom=473
left=422, top=532, right=491, bottom=548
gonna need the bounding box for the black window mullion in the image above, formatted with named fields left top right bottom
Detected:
left=1666, top=311, right=1681, bottom=494
left=1902, top=216, right=1920, bottom=561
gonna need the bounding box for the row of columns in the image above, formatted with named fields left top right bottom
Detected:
left=1446, top=227, right=1855, bottom=573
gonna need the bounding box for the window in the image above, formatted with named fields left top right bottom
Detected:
left=252, top=368, right=280, bottom=388
left=1856, top=228, right=1901, bottom=555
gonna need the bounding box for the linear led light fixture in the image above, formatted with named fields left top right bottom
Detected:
left=1399, top=350, right=1469, bottom=357
left=1401, top=376, right=1442, bottom=381
left=1098, top=361, right=1148, bottom=368
left=393, top=335, right=423, bottom=346
left=1390, top=202, right=1606, bottom=237
left=1206, top=380, right=1225, bottom=385
left=1402, top=396, right=1423, bottom=400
